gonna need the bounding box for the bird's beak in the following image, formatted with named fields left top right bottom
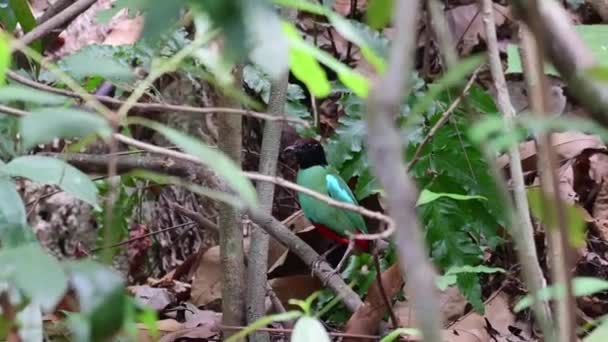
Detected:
left=282, top=145, right=296, bottom=159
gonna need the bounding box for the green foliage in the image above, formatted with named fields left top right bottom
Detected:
left=527, top=188, right=587, bottom=247
left=0, top=84, right=70, bottom=105
left=585, top=318, right=608, bottom=342
left=0, top=243, right=68, bottom=310
left=0, top=176, right=33, bottom=247
left=8, top=0, right=41, bottom=53
left=0, top=156, right=99, bottom=207
left=0, top=114, right=17, bottom=160
left=94, top=176, right=141, bottom=258
left=416, top=189, right=487, bottom=207
left=380, top=328, right=421, bottom=342
left=366, top=0, right=394, bottom=29
left=0, top=34, right=11, bottom=85
left=507, top=25, right=608, bottom=75
left=128, top=117, right=258, bottom=208
left=19, top=107, right=111, bottom=150
left=515, top=277, right=608, bottom=312
left=57, top=45, right=136, bottom=83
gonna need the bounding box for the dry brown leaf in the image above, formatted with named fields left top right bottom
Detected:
left=343, top=264, right=404, bottom=341
left=394, top=286, right=466, bottom=328
left=498, top=132, right=604, bottom=171
left=137, top=319, right=183, bottom=342
left=128, top=285, right=175, bottom=311
left=103, top=15, right=143, bottom=46
left=269, top=275, right=323, bottom=310
left=445, top=3, right=511, bottom=55
left=157, top=309, right=221, bottom=342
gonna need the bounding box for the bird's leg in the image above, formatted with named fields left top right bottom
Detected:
left=311, top=243, right=342, bottom=276
left=333, top=239, right=355, bottom=275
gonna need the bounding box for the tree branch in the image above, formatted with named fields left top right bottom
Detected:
left=364, top=1, right=443, bottom=342
left=17, top=0, right=97, bottom=46
left=510, top=0, right=608, bottom=128
left=480, top=0, right=554, bottom=338
left=246, top=9, right=296, bottom=342
left=6, top=71, right=307, bottom=126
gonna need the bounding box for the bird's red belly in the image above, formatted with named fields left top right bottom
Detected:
left=312, top=223, right=370, bottom=252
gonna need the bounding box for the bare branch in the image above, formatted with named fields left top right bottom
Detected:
left=6, top=71, right=308, bottom=126
left=364, top=1, right=443, bottom=342
left=480, top=0, right=555, bottom=338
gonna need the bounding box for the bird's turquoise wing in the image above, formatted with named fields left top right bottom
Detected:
left=325, top=173, right=368, bottom=233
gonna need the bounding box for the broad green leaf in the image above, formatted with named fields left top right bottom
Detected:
left=515, top=277, right=608, bottom=312
left=416, top=189, right=487, bottom=206
left=0, top=84, right=70, bottom=105
left=272, top=0, right=326, bottom=15
left=507, top=25, right=608, bottom=75
left=58, top=45, right=135, bottom=83
left=292, top=316, right=330, bottom=342
left=0, top=34, right=10, bottom=85
left=129, top=170, right=245, bottom=209
left=380, top=328, right=421, bottom=342
left=289, top=47, right=331, bottom=97
left=1, top=156, right=99, bottom=207
left=0, top=243, right=68, bottom=311
left=527, top=188, right=587, bottom=247
left=140, top=1, right=184, bottom=42
left=366, top=0, right=394, bottom=29
left=0, top=176, right=25, bottom=226
left=19, top=107, right=111, bottom=149
left=224, top=311, right=301, bottom=342
left=65, top=260, right=125, bottom=342
left=437, top=265, right=505, bottom=291
left=8, top=0, right=41, bottom=53
left=283, top=21, right=369, bottom=98
left=410, top=55, right=484, bottom=118
left=127, top=117, right=258, bottom=208
left=327, top=14, right=386, bottom=72
left=585, top=319, right=608, bottom=342
left=584, top=65, right=608, bottom=83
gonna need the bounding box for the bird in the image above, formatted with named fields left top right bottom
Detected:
left=284, top=138, right=370, bottom=275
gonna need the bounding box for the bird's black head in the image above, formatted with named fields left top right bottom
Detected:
left=284, top=138, right=327, bottom=169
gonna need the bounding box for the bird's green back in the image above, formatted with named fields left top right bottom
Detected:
left=296, top=165, right=367, bottom=236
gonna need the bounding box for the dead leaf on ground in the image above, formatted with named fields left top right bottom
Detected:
left=395, top=285, right=467, bottom=328
left=129, top=285, right=175, bottom=311
left=269, top=275, right=323, bottom=310
left=156, top=307, right=221, bottom=342
left=445, top=3, right=512, bottom=55
left=343, top=263, right=404, bottom=341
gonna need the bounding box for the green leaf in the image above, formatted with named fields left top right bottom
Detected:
left=0, top=176, right=25, bottom=227
left=1, top=156, right=99, bottom=207
left=9, top=0, right=42, bottom=53
left=129, top=170, right=246, bottom=209
left=515, top=277, right=608, bottom=312
left=289, top=46, right=331, bottom=97
left=58, top=45, right=135, bottom=83
left=417, top=189, right=487, bottom=206
left=410, top=55, right=484, bottom=118
left=224, top=311, right=301, bottom=342
left=437, top=265, right=505, bottom=291
left=507, top=25, right=608, bottom=75
left=457, top=272, right=484, bottom=313
left=584, top=65, right=608, bottom=83
left=283, top=21, right=369, bottom=98
left=366, top=0, right=394, bottom=29
left=65, top=260, right=125, bottom=342
left=380, top=328, right=421, bottom=342
left=292, top=316, right=331, bottom=342
left=0, top=85, right=71, bottom=105
left=0, top=243, right=68, bottom=310
left=19, top=107, right=111, bottom=150
left=127, top=117, right=257, bottom=207
left=0, top=34, right=11, bottom=85
left=585, top=319, right=608, bottom=342
left=527, top=188, right=587, bottom=247
left=327, top=14, right=386, bottom=73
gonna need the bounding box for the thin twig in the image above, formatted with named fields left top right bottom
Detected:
left=91, top=221, right=197, bottom=253
left=479, top=0, right=554, bottom=339
left=17, top=0, right=97, bottom=46
left=6, top=71, right=308, bottom=126
left=364, top=1, right=443, bottom=342
left=407, top=68, right=479, bottom=171
left=372, top=245, right=399, bottom=329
